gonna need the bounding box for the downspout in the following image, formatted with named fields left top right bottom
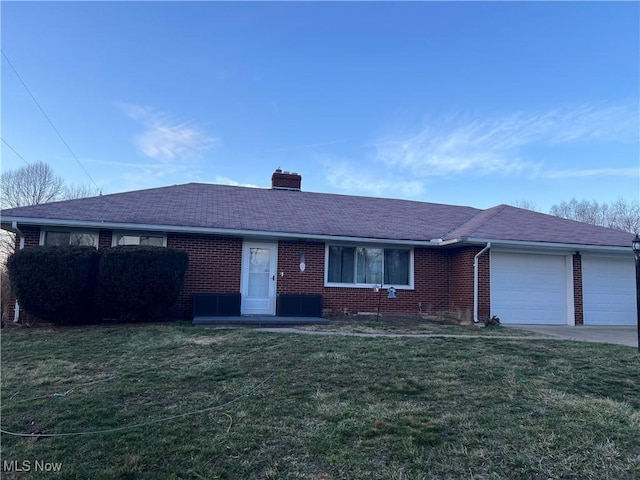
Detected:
left=473, top=242, right=491, bottom=323
left=11, top=221, right=25, bottom=323
left=12, top=221, right=25, bottom=250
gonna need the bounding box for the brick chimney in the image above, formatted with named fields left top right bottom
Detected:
left=271, top=168, right=302, bottom=190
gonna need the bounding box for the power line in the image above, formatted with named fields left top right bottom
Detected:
left=1, top=50, right=100, bottom=191
left=1, top=138, right=31, bottom=166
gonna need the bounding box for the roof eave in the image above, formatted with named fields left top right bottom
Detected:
left=0, top=216, right=439, bottom=247
left=2, top=218, right=632, bottom=252
left=460, top=237, right=633, bottom=253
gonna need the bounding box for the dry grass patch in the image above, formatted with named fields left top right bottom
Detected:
left=300, top=315, right=542, bottom=336
left=1, top=323, right=639, bottom=479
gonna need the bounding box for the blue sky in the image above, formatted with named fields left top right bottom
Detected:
left=2, top=1, right=638, bottom=211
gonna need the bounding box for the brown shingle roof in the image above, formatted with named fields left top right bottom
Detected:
left=445, top=204, right=634, bottom=247
left=1, top=183, right=634, bottom=248
left=0, top=183, right=479, bottom=242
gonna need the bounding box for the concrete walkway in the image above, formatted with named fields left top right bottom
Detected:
left=504, top=325, right=638, bottom=348
left=255, top=325, right=638, bottom=348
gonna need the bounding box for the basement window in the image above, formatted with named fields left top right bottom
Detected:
left=325, top=245, right=413, bottom=288
left=113, top=233, right=166, bottom=247
left=42, top=230, right=98, bottom=247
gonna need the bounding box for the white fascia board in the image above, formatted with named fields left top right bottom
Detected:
left=1, top=216, right=438, bottom=247
left=462, top=237, right=632, bottom=254
left=4, top=217, right=632, bottom=252
left=431, top=238, right=460, bottom=247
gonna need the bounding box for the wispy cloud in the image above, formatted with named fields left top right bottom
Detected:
left=324, top=160, right=424, bottom=198
left=319, top=102, right=637, bottom=199
left=213, top=176, right=263, bottom=189
left=545, top=167, right=639, bottom=179
left=373, top=102, right=638, bottom=178
left=120, top=103, right=219, bottom=162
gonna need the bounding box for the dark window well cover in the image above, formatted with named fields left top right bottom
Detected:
left=193, top=293, right=241, bottom=316
left=277, top=294, right=323, bottom=317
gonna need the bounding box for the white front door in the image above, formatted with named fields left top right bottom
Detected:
left=241, top=242, right=277, bottom=315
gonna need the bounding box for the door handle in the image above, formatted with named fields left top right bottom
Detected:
left=272, top=275, right=275, bottom=281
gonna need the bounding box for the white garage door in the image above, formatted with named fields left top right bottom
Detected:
left=491, top=251, right=570, bottom=325
left=582, top=256, right=635, bottom=326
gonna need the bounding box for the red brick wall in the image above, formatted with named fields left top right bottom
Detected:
left=277, top=246, right=448, bottom=314
left=266, top=241, right=488, bottom=317
left=166, top=233, right=242, bottom=318
left=449, top=248, right=476, bottom=311
left=20, top=225, right=41, bottom=249
left=5, top=227, right=494, bottom=322
left=477, top=250, right=490, bottom=320
left=271, top=171, right=302, bottom=190
left=99, top=230, right=112, bottom=248
left=448, top=246, right=490, bottom=321
left=573, top=253, right=583, bottom=325
left=410, top=247, right=450, bottom=315
left=274, top=242, right=451, bottom=316
left=276, top=241, right=325, bottom=296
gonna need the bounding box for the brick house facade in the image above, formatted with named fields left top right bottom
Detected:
left=2, top=170, right=634, bottom=326
left=7, top=230, right=491, bottom=322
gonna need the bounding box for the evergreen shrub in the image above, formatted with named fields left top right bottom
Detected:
left=7, top=246, right=100, bottom=324
left=98, top=246, right=188, bottom=322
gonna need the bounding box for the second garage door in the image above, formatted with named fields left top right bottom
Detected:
left=491, top=251, right=571, bottom=325
left=582, top=255, right=635, bottom=326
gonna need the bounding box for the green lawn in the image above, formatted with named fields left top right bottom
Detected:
left=1, top=323, right=639, bottom=479
left=297, top=315, right=543, bottom=336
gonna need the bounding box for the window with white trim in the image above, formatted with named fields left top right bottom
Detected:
left=326, top=245, right=413, bottom=288
left=113, top=233, right=166, bottom=247
left=43, top=230, right=98, bottom=247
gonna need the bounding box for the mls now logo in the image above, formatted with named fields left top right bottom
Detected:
left=3, top=460, right=63, bottom=472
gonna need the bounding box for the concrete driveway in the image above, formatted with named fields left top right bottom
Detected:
left=505, top=325, right=638, bottom=348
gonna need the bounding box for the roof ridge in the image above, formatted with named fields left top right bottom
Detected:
left=174, top=182, right=484, bottom=210
left=443, top=204, right=508, bottom=240
left=0, top=186, right=633, bottom=248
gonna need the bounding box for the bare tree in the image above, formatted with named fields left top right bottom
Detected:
left=1, top=162, right=100, bottom=208
left=0, top=162, right=65, bottom=208
left=62, top=183, right=101, bottom=201
left=0, top=162, right=100, bottom=260
left=609, top=198, right=640, bottom=234
left=550, top=199, right=608, bottom=226
left=550, top=197, right=639, bottom=234
left=510, top=200, right=539, bottom=211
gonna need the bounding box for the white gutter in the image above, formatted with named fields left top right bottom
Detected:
left=2, top=217, right=631, bottom=253
left=11, top=221, right=24, bottom=322
left=473, top=242, right=491, bottom=323
left=462, top=237, right=631, bottom=254
left=429, top=238, right=460, bottom=247
left=0, top=216, right=445, bottom=247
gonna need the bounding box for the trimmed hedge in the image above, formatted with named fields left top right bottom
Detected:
left=7, top=245, right=189, bottom=324
left=99, top=246, right=189, bottom=322
left=7, top=246, right=100, bottom=324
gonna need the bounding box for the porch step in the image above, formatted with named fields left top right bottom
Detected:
left=193, top=316, right=330, bottom=327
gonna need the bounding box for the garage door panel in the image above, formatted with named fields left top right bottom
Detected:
left=497, top=306, right=564, bottom=323
left=491, top=251, right=568, bottom=325
left=583, top=256, right=635, bottom=326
